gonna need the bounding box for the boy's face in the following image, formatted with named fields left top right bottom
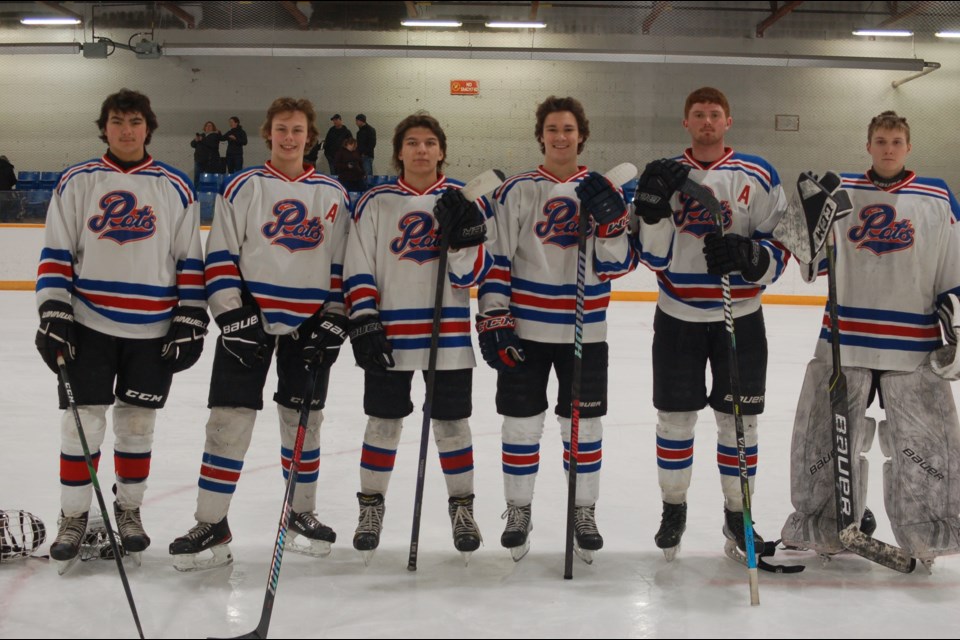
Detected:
left=868, top=127, right=911, bottom=177
left=397, top=126, right=444, bottom=179
left=104, top=109, right=148, bottom=162
left=540, top=110, right=582, bottom=166
left=268, top=110, right=309, bottom=164
left=683, top=101, right=731, bottom=146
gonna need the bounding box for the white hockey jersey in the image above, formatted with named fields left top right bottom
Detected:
left=204, top=162, right=349, bottom=335
left=639, top=148, right=790, bottom=323
left=808, top=171, right=960, bottom=371
left=36, top=154, right=204, bottom=339
left=478, top=166, right=635, bottom=344
left=344, top=175, right=494, bottom=371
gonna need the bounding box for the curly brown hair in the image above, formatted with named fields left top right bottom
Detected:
left=96, top=88, right=158, bottom=145
left=260, top=97, right=319, bottom=150
left=534, top=96, right=589, bottom=154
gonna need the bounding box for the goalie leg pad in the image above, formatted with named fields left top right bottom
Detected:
left=502, top=413, right=546, bottom=506
left=780, top=359, right=871, bottom=555
left=359, top=417, right=403, bottom=496
left=195, top=407, right=257, bottom=524
left=278, top=406, right=323, bottom=513
left=879, top=366, right=960, bottom=559
left=656, top=411, right=697, bottom=504
left=559, top=416, right=603, bottom=507
left=59, top=405, right=109, bottom=517
left=433, top=419, right=475, bottom=497
left=112, top=400, right=156, bottom=510
left=715, top=411, right=758, bottom=511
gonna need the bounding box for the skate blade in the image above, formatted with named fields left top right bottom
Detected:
left=661, top=544, right=680, bottom=562
left=920, top=558, right=935, bottom=574
left=460, top=550, right=474, bottom=567
left=129, top=551, right=142, bottom=567
left=724, top=539, right=751, bottom=566
left=286, top=538, right=332, bottom=558
left=507, top=539, right=530, bottom=563
left=574, top=544, right=595, bottom=566
left=357, top=548, right=376, bottom=566
left=56, top=557, right=79, bottom=575
left=172, top=544, right=233, bottom=572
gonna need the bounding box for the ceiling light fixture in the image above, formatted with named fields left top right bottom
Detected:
left=852, top=29, right=913, bottom=37
left=934, top=31, right=960, bottom=38
left=485, top=21, right=547, bottom=29
left=400, top=20, right=462, bottom=28
left=20, top=17, right=81, bottom=25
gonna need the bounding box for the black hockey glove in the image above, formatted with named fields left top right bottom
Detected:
left=161, top=305, right=209, bottom=373
left=703, top=232, right=770, bottom=282
left=300, top=311, right=349, bottom=368
left=433, top=189, right=487, bottom=249
left=576, top=172, right=628, bottom=238
left=476, top=310, right=525, bottom=372
left=216, top=305, right=271, bottom=368
left=35, top=300, right=78, bottom=374
left=349, top=314, right=395, bottom=372
left=634, top=159, right=690, bottom=225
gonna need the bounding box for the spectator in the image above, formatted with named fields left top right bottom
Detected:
left=304, top=140, right=321, bottom=169
left=355, top=114, right=377, bottom=178
left=223, top=116, right=247, bottom=174
left=191, top=120, right=222, bottom=184
left=0, top=155, right=15, bottom=190
left=323, top=114, right=352, bottom=175
left=334, top=136, right=366, bottom=192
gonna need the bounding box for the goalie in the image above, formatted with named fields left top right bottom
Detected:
left=778, top=111, right=960, bottom=569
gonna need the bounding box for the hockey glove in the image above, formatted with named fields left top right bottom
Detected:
left=476, top=310, right=525, bottom=372
left=433, top=189, right=487, bottom=250
left=35, top=300, right=77, bottom=374
left=349, top=314, right=395, bottom=372
left=576, top=172, right=628, bottom=238
left=703, top=232, right=770, bottom=282
left=300, top=311, right=349, bottom=368
left=161, top=305, right=209, bottom=373
left=217, top=306, right=271, bottom=368
left=931, top=293, right=960, bottom=380
left=634, top=159, right=689, bottom=225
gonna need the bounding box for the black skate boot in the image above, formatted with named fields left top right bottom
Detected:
left=353, top=493, right=385, bottom=566
left=654, top=501, right=687, bottom=562
left=500, top=504, right=532, bottom=562
left=51, top=511, right=88, bottom=574
left=860, top=507, right=877, bottom=537
left=573, top=504, right=603, bottom=565
left=169, top=517, right=233, bottom=572
left=114, top=502, right=150, bottom=558
left=288, top=511, right=336, bottom=558
left=722, top=507, right=765, bottom=565
left=448, top=494, right=482, bottom=563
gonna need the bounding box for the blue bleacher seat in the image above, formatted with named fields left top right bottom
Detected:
left=39, top=171, right=61, bottom=190
left=198, top=192, right=217, bottom=224
left=198, top=173, right=218, bottom=194
left=621, top=178, right=638, bottom=205
left=15, top=171, right=39, bottom=191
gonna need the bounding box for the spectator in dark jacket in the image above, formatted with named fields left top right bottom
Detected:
left=223, top=116, right=247, bottom=173
left=355, top=114, right=376, bottom=178
left=334, top=137, right=366, bottom=192
left=191, top=120, right=222, bottom=184
left=0, top=155, right=15, bottom=190
left=323, top=114, right=352, bottom=175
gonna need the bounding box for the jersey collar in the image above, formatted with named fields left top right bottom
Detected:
left=866, top=169, right=916, bottom=192
left=264, top=161, right=316, bottom=182
left=397, top=174, right=446, bottom=196
left=102, top=153, right=153, bottom=174
left=537, top=165, right=588, bottom=183
left=682, top=147, right=734, bottom=171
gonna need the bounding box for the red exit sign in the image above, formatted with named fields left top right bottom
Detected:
left=450, top=80, right=479, bottom=95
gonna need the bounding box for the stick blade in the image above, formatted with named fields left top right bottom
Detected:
left=603, top=162, right=638, bottom=186
left=839, top=524, right=917, bottom=573
left=461, top=169, right=505, bottom=201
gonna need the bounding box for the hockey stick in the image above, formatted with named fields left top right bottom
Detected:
left=407, top=169, right=505, bottom=572
left=563, top=162, right=637, bottom=580
left=56, top=354, right=145, bottom=639
left=823, top=229, right=916, bottom=574
left=678, top=179, right=760, bottom=605
left=212, top=367, right=321, bottom=639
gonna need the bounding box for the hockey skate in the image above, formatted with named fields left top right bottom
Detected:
left=353, top=493, right=384, bottom=566
left=114, top=502, right=149, bottom=564
left=722, top=507, right=764, bottom=566
left=448, top=494, right=482, bottom=565
left=287, top=511, right=336, bottom=558
left=500, top=504, right=532, bottom=562
left=573, top=504, right=603, bottom=565
left=654, top=502, right=687, bottom=562
left=169, top=517, right=233, bottom=572
left=50, top=511, right=88, bottom=575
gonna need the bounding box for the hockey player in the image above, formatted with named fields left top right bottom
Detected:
left=780, top=111, right=960, bottom=568
left=477, top=96, right=634, bottom=563
left=169, top=97, right=349, bottom=571
left=35, top=88, right=207, bottom=569
left=632, top=87, right=789, bottom=564
left=344, top=113, right=492, bottom=563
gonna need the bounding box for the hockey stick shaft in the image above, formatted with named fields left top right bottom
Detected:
left=407, top=169, right=504, bottom=572
left=215, top=368, right=320, bottom=639
left=680, top=179, right=760, bottom=605
left=57, top=354, right=145, bottom=639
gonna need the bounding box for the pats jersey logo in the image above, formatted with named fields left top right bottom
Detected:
left=389, top=211, right=441, bottom=264
left=847, top=204, right=915, bottom=255
left=674, top=189, right=733, bottom=238
left=261, top=199, right=325, bottom=252
left=88, top=191, right=157, bottom=244
left=534, top=197, right=590, bottom=248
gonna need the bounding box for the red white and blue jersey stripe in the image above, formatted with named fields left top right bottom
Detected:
left=36, top=154, right=204, bottom=339
left=205, top=162, right=349, bottom=334
left=344, top=175, right=494, bottom=371
left=643, top=149, right=789, bottom=323
left=478, top=166, right=635, bottom=344
left=807, top=171, right=960, bottom=371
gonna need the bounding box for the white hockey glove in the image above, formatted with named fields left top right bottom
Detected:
left=930, top=293, right=960, bottom=380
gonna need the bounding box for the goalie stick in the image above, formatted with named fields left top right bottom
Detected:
left=564, top=162, right=637, bottom=579
left=407, top=168, right=505, bottom=572
left=678, top=178, right=760, bottom=605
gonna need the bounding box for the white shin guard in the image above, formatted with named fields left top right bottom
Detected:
left=559, top=416, right=603, bottom=507
left=278, top=405, right=323, bottom=513
left=433, top=418, right=474, bottom=497
left=715, top=410, right=758, bottom=511
left=502, top=413, right=546, bottom=507
left=359, top=417, right=403, bottom=496
left=60, top=405, right=109, bottom=517
left=656, top=410, right=697, bottom=505
left=195, top=407, right=257, bottom=524
left=112, top=400, right=157, bottom=509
